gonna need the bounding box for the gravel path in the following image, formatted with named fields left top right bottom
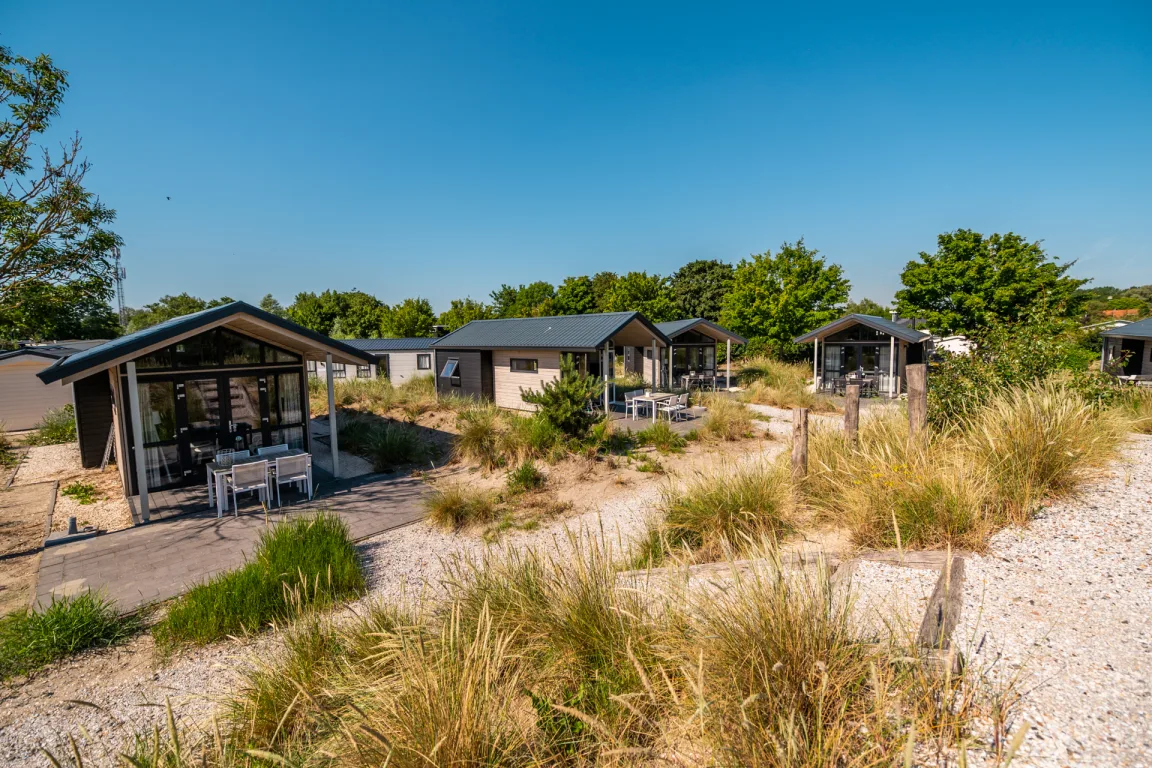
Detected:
left=959, top=435, right=1152, bottom=767
left=12, top=443, right=131, bottom=532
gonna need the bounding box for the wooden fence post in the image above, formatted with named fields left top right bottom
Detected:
left=907, top=363, right=927, bottom=437
left=844, top=383, right=860, bottom=445
left=791, top=407, right=809, bottom=481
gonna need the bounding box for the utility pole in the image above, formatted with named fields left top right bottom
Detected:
left=113, top=247, right=128, bottom=327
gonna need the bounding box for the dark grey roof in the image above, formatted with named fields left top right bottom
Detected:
left=1102, top=317, right=1152, bottom=340
left=342, top=338, right=436, bottom=352
left=655, top=318, right=749, bottom=344
left=793, top=313, right=932, bottom=344
left=37, top=301, right=373, bottom=384
left=431, top=312, right=670, bottom=350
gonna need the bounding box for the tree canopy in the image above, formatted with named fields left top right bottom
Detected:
left=602, top=271, right=677, bottom=322
left=554, top=275, right=597, bottom=316
left=490, top=282, right=556, bottom=318
left=0, top=277, right=119, bottom=342
left=669, top=259, right=734, bottom=321
left=125, top=293, right=233, bottom=333
left=384, top=297, right=436, bottom=337
left=721, top=239, right=849, bottom=359
left=259, top=294, right=285, bottom=317
left=895, top=230, right=1086, bottom=335
left=438, top=297, right=493, bottom=331
left=845, top=297, right=890, bottom=318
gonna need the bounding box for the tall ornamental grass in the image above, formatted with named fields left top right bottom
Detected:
left=0, top=592, right=138, bottom=679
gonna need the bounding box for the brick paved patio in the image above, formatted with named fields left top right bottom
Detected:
left=33, top=471, right=428, bottom=611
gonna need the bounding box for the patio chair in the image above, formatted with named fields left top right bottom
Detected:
left=257, top=443, right=289, bottom=457
left=659, top=393, right=689, bottom=421
left=273, top=454, right=312, bottom=507
left=207, top=449, right=239, bottom=507
left=625, top=389, right=645, bottom=419
left=223, top=460, right=269, bottom=518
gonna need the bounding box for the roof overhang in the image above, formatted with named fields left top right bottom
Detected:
left=38, top=303, right=375, bottom=386
left=1101, top=319, right=1152, bottom=341
left=663, top=319, right=748, bottom=345
left=794, top=315, right=931, bottom=345
left=0, top=349, right=69, bottom=367
left=431, top=312, right=672, bottom=351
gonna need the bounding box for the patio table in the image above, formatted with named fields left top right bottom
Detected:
left=207, top=448, right=309, bottom=516
left=632, top=392, right=673, bottom=423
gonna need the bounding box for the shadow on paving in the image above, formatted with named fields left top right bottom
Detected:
left=34, top=470, right=428, bottom=612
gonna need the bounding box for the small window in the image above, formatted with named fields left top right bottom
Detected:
left=356, top=365, right=372, bottom=378
left=510, top=358, right=538, bottom=373
left=377, top=354, right=390, bottom=378
left=440, top=358, right=459, bottom=378
left=417, top=354, right=432, bottom=370
left=331, top=363, right=346, bottom=379
left=306, top=360, right=317, bottom=377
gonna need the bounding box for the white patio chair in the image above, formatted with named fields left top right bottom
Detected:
left=207, top=449, right=238, bottom=507
left=273, top=454, right=312, bottom=507
left=659, top=393, right=688, bottom=421
left=625, top=389, right=644, bottom=419
left=257, top=443, right=289, bottom=457
left=224, top=460, right=269, bottom=517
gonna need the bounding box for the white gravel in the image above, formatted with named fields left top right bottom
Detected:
left=958, top=435, right=1152, bottom=767
left=846, top=560, right=940, bottom=642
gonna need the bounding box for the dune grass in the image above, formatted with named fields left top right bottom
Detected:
left=701, top=393, right=755, bottom=440
left=1117, top=387, right=1152, bottom=435
left=152, top=512, right=364, bottom=650
left=506, top=458, right=545, bottom=494
left=634, top=419, right=686, bottom=454
left=0, top=592, right=138, bottom=680
left=424, top=484, right=498, bottom=529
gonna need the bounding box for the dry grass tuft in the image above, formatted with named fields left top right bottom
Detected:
left=701, top=393, right=756, bottom=440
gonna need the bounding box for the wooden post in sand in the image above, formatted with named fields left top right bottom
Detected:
left=907, top=364, right=927, bottom=437
left=791, top=407, right=809, bottom=481
left=844, top=383, right=860, bottom=445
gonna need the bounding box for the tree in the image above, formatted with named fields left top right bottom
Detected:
left=590, top=271, right=619, bottom=313
left=287, top=290, right=349, bottom=335
left=519, top=354, right=604, bottom=439
left=554, top=275, right=596, bottom=315
left=125, top=293, right=233, bottom=333
left=438, top=297, right=492, bottom=331
left=0, top=277, right=119, bottom=342
left=668, top=259, right=734, bottom=321
left=720, top=239, right=849, bottom=359
left=895, top=230, right=1087, bottom=336
left=845, top=297, right=890, bottom=318
left=0, top=47, right=121, bottom=311
left=259, top=294, right=285, bottom=317
left=490, top=282, right=555, bottom=318
left=384, top=297, right=436, bottom=337
left=330, top=291, right=387, bottom=338
left=602, top=271, right=677, bottom=322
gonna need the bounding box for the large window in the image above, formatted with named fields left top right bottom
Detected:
left=356, top=365, right=372, bottom=378
left=510, top=358, right=538, bottom=372
left=417, top=354, right=432, bottom=370
left=131, top=328, right=301, bottom=371
left=377, top=354, right=390, bottom=378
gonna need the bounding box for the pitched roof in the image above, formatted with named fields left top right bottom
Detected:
left=655, top=318, right=749, bottom=344
left=37, top=301, right=374, bottom=385
left=1102, top=317, right=1152, bottom=340
left=431, top=312, right=670, bottom=350
left=342, top=338, right=436, bottom=352
left=793, top=313, right=932, bottom=344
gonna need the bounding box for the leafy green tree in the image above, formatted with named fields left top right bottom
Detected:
left=384, top=297, right=436, bottom=337
left=0, top=277, right=119, bottom=341
left=438, top=297, right=492, bottom=331
left=490, top=282, right=556, bottom=318
left=519, top=354, right=604, bottom=439
left=895, top=230, right=1087, bottom=335
left=721, top=239, right=849, bottom=360
left=603, top=271, right=677, bottom=321
left=286, top=290, right=354, bottom=335
left=669, top=259, right=734, bottom=321
left=845, top=297, right=890, bottom=318
left=258, top=294, right=285, bottom=317
left=330, top=291, right=387, bottom=338
left=554, top=275, right=596, bottom=315
left=590, top=271, right=619, bottom=313
left=125, top=293, right=233, bottom=333
left=0, top=46, right=121, bottom=311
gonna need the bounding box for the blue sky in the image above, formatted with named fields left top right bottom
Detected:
left=7, top=0, right=1150, bottom=312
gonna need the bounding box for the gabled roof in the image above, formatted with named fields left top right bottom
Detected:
left=342, top=338, right=436, bottom=352
left=655, top=318, right=748, bottom=345
left=431, top=312, right=671, bottom=350
left=37, top=301, right=374, bottom=385
left=793, top=314, right=932, bottom=344
left=1102, top=317, right=1152, bottom=340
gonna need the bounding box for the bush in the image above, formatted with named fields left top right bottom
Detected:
left=425, top=484, right=497, bottom=529
left=455, top=404, right=504, bottom=470
left=0, top=592, right=138, bottom=679
left=506, top=459, right=545, bottom=494
left=519, top=354, right=603, bottom=439
left=501, top=413, right=565, bottom=463
left=368, top=422, right=429, bottom=472
left=25, top=404, right=77, bottom=446
left=701, top=393, right=754, bottom=440
left=635, top=420, right=685, bottom=454
left=153, top=512, right=364, bottom=649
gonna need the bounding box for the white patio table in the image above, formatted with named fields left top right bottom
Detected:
left=207, top=448, right=309, bottom=516
left=632, top=392, right=673, bottom=423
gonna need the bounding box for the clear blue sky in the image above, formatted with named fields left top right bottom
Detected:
left=7, top=0, right=1151, bottom=312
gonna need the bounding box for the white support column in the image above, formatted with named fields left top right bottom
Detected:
left=602, top=344, right=610, bottom=413
left=726, top=338, right=732, bottom=390
left=813, top=337, right=819, bottom=383
left=125, top=361, right=150, bottom=523
left=889, top=335, right=895, bottom=397
left=668, top=344, right=674, bottom=390
left=651, top=338, right=657, bottom=389
left=326, top=352, right=340, bottom=477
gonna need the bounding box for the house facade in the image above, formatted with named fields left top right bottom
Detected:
left=309, top=338, right=436, bottom=384
left=1101, top=317, right=1152, bottom=377
left=652, top=318, right=747, bottom=389
left=0, top=341, right=104, bottom=430
left=794, top=313, right=931, bottom=396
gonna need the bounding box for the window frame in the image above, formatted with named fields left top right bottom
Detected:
left=510, top=357, right=539, bottom=373
left=417, top=353, right=432, bottom=370
left=330, top=363, right=347, bottom=379
left=356, top=364, right=372, bottom=378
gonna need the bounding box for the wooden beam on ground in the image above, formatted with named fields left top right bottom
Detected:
left=917, top=554, right=966, bottom=650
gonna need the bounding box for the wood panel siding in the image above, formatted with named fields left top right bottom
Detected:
left=382, top=351, right=432, bottom=385
left=434, top=350, right=488, bottom=401
left=493, top=350, right=562, bottom=411
left=0, top=358, right=74, bottom=430
left=73, top=372, right=114, bottom=468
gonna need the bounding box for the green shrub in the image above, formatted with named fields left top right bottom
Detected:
left=153, top=512, right=364, bottom=649
left=368, top=422, right=429, bottom=471
left=61, top=482, right=99, bottom=504
left=455, top=404, right=504, bottom=470
left=425, top=484, right=497, bottom=529
left=25, top=404, right=77, bottom=446
left=502, top=413, right=565, bottom=462
left=336, top=413, right=378, bottom=455
left=635, top=420, right=685, bottom=454
left=519, top=354, right=603, bottom=439
left=506, top=459, right=545, bottom=494
left=0, top=592, right=138, bottom=679
left=0, top=423, right=16, bottom=468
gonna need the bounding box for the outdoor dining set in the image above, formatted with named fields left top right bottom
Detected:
left=623, top=390, right=691, bottom=422
left=205, top=444, right=314, bottom=518
left=820, top=370, right=890, bottom=397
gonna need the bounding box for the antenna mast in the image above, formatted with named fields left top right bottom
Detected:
left=113, top=247, right=127, bottom=327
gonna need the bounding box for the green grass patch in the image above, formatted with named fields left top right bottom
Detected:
left=635, top=420, right=686, bottom=454
left=152, top=512, right=364, bottom=650
left=25, top=404, right=77, bottom=446
left=424, top=484, right=498, bottom=530
left=506, top=459, right=545, bottom=494
left=61, top=481, right=100, bottom=504
left=0, top=593, right=138, bottom=680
